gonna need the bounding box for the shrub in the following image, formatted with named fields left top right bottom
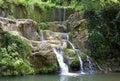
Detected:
left=0, top=33, right=34, bottom=76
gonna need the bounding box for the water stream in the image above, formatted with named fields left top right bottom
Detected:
left=75, top=49, right=85, bottom=74
left=68, top=40, right=85, bottom=74
left=86, top=55, right=94, bottom=73
left=53, top=47, right=69, bottom=75
left=63, top=7, right=66, bottom=21
left=40, top=30, right=45, bottom=41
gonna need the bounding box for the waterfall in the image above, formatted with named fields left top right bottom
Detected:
left=40, top=30, right=94, bottom=75
left=68, top=41, right=75, bottom=49
left=63, top=7, right=66, bottom=21
left=58, top=8, right=62, bottom=21
left=68, top=40, right=85, bottom=74
left=86, top=56, right=94, bottom=73
left=57, top=7, right=66, bottom=21
left=40, top=30, right=44, bottom=41
left=53, top=47, right=69, bottom=74
left=76, top=50, right=85, bottom=74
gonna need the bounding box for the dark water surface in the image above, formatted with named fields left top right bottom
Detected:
left=0, top=73, right=120, bottom=81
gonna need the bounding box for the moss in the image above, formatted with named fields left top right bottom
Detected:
left=63, top=48, right=80, bottom=71
left=81, top=53, right=87, bottom=61
left=68, top=32, right=74, bottom=41
left=63, top=49, right=76, bottom=57
left=38, top=63, right=58, bottom=74
left=39, top=22, right=53, bottom=30
left=70, top=60, right=80, bottom=71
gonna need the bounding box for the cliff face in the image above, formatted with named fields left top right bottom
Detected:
left=0, top=1, right=74, bottom=22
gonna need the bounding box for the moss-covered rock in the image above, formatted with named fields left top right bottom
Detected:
left=63, top=48, right=80, bottom=71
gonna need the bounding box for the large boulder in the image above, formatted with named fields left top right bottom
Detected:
left=30, top=40, right=57, bottom=69
left=66, top=11, right=90, bottom=54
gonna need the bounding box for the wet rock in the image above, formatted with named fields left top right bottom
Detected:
left=63, top=49, right=80, bottom=71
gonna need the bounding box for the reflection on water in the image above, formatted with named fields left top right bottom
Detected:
left=60, top=75, right=69, bottom=81
left=0, top=73, right=120, bottom=81
left=59, top=73, right=120, bottom=81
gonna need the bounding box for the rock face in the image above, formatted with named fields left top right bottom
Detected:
left=66, top=11, right=90, bottom=54
left=0, top=17, right=39, bottom=41
left=30, top=40, right=57, bottom=68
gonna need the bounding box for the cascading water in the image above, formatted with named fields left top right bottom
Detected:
left=40, top=29, right=94, bottom=75
left=53, top=47, right=69, bottom=74
left=68, top=41, right=75, bottom=49
left=57, top=7, right=66, bottom=21
left=76, top=50, right=85, bottom=74
left=67, top=39, right=85, bottom=74
left=40, top=30, right=44, bottom=41
left=53, top=33, right=79, bottom=76
left=63, top=7, right=66, bottom=21
left=58, top=8, right=62, bottom=21
left=86, top=55, right=94, bottom=73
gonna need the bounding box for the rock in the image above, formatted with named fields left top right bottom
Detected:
left=67, top=11, right=85, bottom=31
left=16, top=19, right=39, bottom=41
left=43, top=30, right=68, bottom=41
left=66, top=11, right=90, bottom=54
left=63, top=49, right=80, bottom=71
left=45, top=21, right=67, bottom=32
left=30, top=40, right=57, bottom=69
left=0, top=17, right=39, bottom=41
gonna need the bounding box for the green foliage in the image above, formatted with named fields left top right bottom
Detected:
left=3, top=33, right=32, bottom=58
left=38, top=63, right=58, bottom=74
left=70, top=60, right=79, bottom=71
left=39, top=22, right=53, bottom=30
left=0, top=0, right=4, bottom=7
left=7, top=15, right=16, bottom=20
left=81, top=53, right=87, bottom=61
left=85, top=1, right=120, bottom=67
left=68, top=32, right=74, bottom=41
left=0, top=33, right=34, bottom=76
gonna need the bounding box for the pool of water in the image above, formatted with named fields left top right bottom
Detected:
left=0, top=73, right=120, bottom=81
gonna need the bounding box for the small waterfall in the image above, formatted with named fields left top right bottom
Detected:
left=86, top=56, right=94, bottom=73
left=61, top=33, right=69, bottom=41
left=63, top=7, right=66, bottom=21
left=56, top=7, right=66, bottom=21
left=58, top=8, right=62, bottom=21
left=76, top=50, right=85, bottom=74
left=39, top=30, right=94, bottom=75
left=53, top=47, right=69, bottom=74
left=68, top=41, right=75, bottom=49
left=68, top=40, right=85, bottom=74
left=40, top=30, right=45, bottom=41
